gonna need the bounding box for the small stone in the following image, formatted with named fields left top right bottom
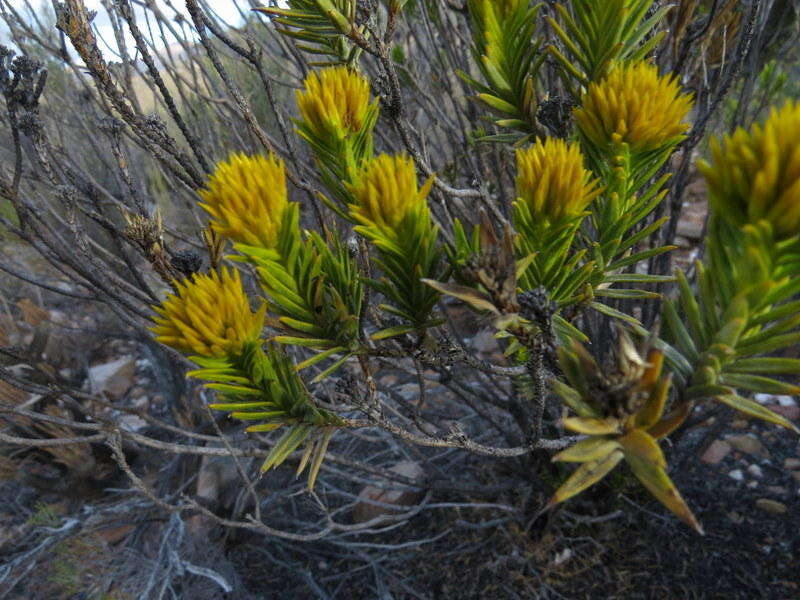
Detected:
left=746, top=464, right=764, bottom=479
left=676, top=218, right=704, bottom=240
left=727, top=511, right=744, bottom=524
left=730, top=419, right=749, bottom=430
left=728, top=469, right=744, bottom=482
left=379, top=374, right=399, bottom=387
left=755, top=393, right=775, bottom=405
left=747, top=480, right=759, bottom=489
left=791, top=471, right=800, bottom=485
left=118, top=414, right=148, bottom=432
left=766, top=486, right=787, bottom=496
left=353, top=461, right=425, bottom=524
left=470, top=329, right=499, bottom=353
left=726, top=434, right=770, bottom=459
left=752, top=394, right=792, bottom=406
left=755, top=499, right=787, bottom=515
left=396, top=383, right=419, bottom=401
left=756, top=394, right=796, bottom=407
left=783, top=458, right=800, bottom=470
left=701, top=440, right=731, bottom=464
left=88, top=356, right=136, bottom=399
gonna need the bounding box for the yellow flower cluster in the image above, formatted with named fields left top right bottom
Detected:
left=198, top=153, right=288, bottom=249
left=296, top=66, right=373, bottom=140
left=699, top=101, right=800, bottom=239
left=515, top=138, right=602, bottom=222
left=151, top=267, right=265, bottom=358
left=575, top=62, right=693, bottom=154
left=348, top=154, right=434, bottom=233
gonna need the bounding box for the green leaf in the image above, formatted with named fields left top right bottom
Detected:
left=562, top=416, right=622, bottom=435
left=371, top=325, right=419, bottom=340
left=736, top=332, right=800, bottom=357
left=209, top=401, right=271, bottom=411
left=718, top=373, right=800, bottom=396
left=310, top=354, right=351, bottom=383
left=715, top=395, right=800, bottom=433
left=590, top=302, right=643, bottom=326
left=475, top=93, right=518, bottom=115
left=618, top=429, right=666, bottom=468
left=725, top=357, right=800, bottom=375
left=551, top=379, right=598, bottom=417
left=421, top=279, right=499, bottom=313
left=552, top=437, right=620, bottom=463
left=295, top=346, right=347, bottom=371
left=260, top=426, right=312, bottom=472
left=230, top=411, right=286, bottom=421
left=594, top=288, right=660, bottom=300
left=203, top=383, right=262, bottom=396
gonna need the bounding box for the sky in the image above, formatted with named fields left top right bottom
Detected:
left=2, top=0, right=288, bottom=59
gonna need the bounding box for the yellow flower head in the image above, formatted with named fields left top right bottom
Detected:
left=575, top=62, right=693, bottom=154
left=296, top=66, right=372, bottom=140
left=151, top=267, right=265, bottom=358
left=198, top=153, right=288, bottom=248
left=348, top=154, right=434, bottom=232
left=515, top=138, right=602, bottom=222
left=699, top=101, right=800, bottom=239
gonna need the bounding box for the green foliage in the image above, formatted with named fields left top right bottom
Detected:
left=357, top=198, right=444, bottom=331
left=663, top=218, right=800, bottom=433
left=514, top=203, right=593, bottom=306
left=256, top=0, right=364, bottom=66
left=143, top=0, right=800, bottom=527
left=193, top=341, right=342, bottom=484
left=548, top=0, right=670, bottom=88
left=232, top=204, right=363, bottom=373
left=460, top=0, right=545, bottom=143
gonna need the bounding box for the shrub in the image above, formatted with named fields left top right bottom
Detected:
left=1, top=0, right=799, bottom=583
